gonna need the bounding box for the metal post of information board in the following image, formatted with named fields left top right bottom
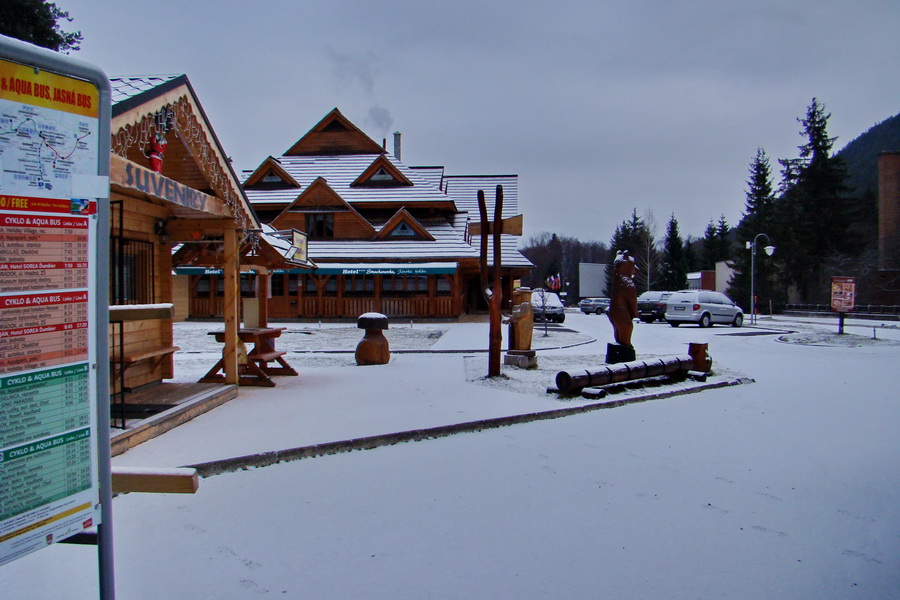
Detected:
left=0, top=35, right=114, bottom=599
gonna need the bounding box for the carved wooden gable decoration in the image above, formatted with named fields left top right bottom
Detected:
left=283, top=107, right=386, bottom=156
left=109, top=75, right=254, bottom=228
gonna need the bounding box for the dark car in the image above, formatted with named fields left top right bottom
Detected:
left=636, top=291, right=673, bottom=323
left=578, top=297, right=610, bottom=315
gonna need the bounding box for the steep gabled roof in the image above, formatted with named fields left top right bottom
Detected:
left=243, top=156, right=302, bottom=189
left=270, top=177, right=376, bottom=236
left=374, top=208, right=435, bottom=241
left=243, top=154, right=456, bottom=211
left=109, top=74, right=258, bottom=228
left=284, top=108, right=386, bottom=156
left=351, top=154, right=413, bottom=187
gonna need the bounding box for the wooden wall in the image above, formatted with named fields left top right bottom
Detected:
left=172, top=275, right=190, bottom=322
left=110, top=190, right=177, bottom=390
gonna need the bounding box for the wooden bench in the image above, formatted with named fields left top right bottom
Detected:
left=121, top=346, right=180, bottom=367
left=201, top=327, right=297, bottom=385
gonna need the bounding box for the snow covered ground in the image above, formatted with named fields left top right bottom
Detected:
left=3, top=312, right=899, bottom=599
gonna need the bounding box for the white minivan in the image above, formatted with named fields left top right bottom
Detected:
left=665, top=290, right=744, bottom=328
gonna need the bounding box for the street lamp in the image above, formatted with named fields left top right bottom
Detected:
left=746, top=233, right=775, bottom=325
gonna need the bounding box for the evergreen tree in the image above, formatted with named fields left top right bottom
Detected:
left=683, top=235, right=700, bottom=274
left=715, top=215, right=730, bottom=262
left=774, top=98, right=852, bottom=302
left=701, top=220, right=718, bottom=270
left=0, top=0, right=83, bottom=52
left=659, top=214, right=687, bottom=290
left=607, top=209, right=656, bottom=292
left=728, top=149, right=779, bottom=310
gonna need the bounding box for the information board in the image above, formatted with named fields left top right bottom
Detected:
left=830, top=276, right=856, bottom=313
left=0, top=57, right=102, bottom=567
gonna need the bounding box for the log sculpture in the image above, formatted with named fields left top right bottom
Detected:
left=355, top=313, right=390, bottom=365
left=507, top=287, right=534, bottom=352
left=555, top=342, right=712, bottom=394
left=607, top=250, right=638, bottom=361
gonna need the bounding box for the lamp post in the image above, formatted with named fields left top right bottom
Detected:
left=746, top=233, right=775, bottom=325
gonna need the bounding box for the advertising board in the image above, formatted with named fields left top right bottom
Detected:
left=830, top=276, right=856, bottom=313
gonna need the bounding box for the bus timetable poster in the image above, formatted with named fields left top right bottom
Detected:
left=0, top=58, right=102, bottom=567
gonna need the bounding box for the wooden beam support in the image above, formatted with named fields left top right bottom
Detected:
left=468, top=214, right=523, bottom=236
left=111, top=466, right=199, bottom=494
left=166, top=218, right=241, bottom=241
left=222, top=227, right=240, bottom=384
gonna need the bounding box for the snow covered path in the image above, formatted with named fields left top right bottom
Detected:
left=3, top=313, right=898, bottom=599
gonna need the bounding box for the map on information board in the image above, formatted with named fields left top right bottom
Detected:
left=0, top=99, right=98, bottom=199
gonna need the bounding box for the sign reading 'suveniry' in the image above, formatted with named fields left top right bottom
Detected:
left=0, top=58, right=101, bottom=567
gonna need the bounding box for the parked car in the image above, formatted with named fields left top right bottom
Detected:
left=532, top=290, right=566, bottom=323
left=665, top=290, right=744, bottom=327
left=636, top=291, right=673, bottom=323
left=579, top=297, right=610, bottom=315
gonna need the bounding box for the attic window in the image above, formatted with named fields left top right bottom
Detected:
left=370, top=168, right=394, bottom=182
left=322, top=120, right=350, bottom=132
left=246, top=168, right=296, bottom=190
left=387, top=221, right=417, bottom=238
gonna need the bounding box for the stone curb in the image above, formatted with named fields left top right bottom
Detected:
left=280, top=337, right=598, bottom=355
left=185, top=376, right=753, bottom=478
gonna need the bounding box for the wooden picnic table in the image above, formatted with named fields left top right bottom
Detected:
left=199, top=327, right=297, bottom=387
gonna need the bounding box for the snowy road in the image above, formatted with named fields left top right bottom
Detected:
left=3, top=313, right=899, bottom=599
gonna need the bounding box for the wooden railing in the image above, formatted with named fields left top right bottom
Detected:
left=192, top=295, right=458, bottom=319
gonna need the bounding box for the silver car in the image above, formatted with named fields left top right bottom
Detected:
left=665, top=290, right=744, bottom=328
left=579, top=297, right=610, bottom=315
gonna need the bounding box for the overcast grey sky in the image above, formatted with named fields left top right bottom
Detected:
left=62, top=0, right=899, bottom=244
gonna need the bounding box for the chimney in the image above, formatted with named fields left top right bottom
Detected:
left=393, top=131, right=402, bottom=161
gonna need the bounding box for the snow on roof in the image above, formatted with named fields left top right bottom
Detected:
left=109, top=74, right=183, bottom=105
left=308, top=234, right=532, bottom=267
left=244, top=154, right=451, bottom=207
left=443, top=174, right=520, bottom=220
left=240, top=132, right=530, bottom=269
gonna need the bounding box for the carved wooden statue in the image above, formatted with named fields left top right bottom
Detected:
left=607, top=250, right=638, bottom=348
left=507, top=289, right=534, bottom=351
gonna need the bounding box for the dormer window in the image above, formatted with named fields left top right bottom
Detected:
left=387, top=222, right=417, bottom=238
left=370, top=168, right=393, bottom=182
left=352, top=155, right=414, bottom=188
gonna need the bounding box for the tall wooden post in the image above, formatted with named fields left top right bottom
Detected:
left=222, top=227, right=240, bottom=384
left=256, top=270, right=269, bottom=328
left=478, top=186, right=504, bottom=377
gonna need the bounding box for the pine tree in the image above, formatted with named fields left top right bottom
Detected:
left=716, top=215, right=730, bottom=263
left=683, top=236, right=700, bottom=273
left=607, top=209, right=656, bottom=292
left=0, top=0, right=83, bottom=52
left=701, top=220, right=718, bottom=270
left=774, top=98, right=851, bottom=302
left=659, top=214, right=687, bottom=290
left=728, top=149, right=778, bottom=309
